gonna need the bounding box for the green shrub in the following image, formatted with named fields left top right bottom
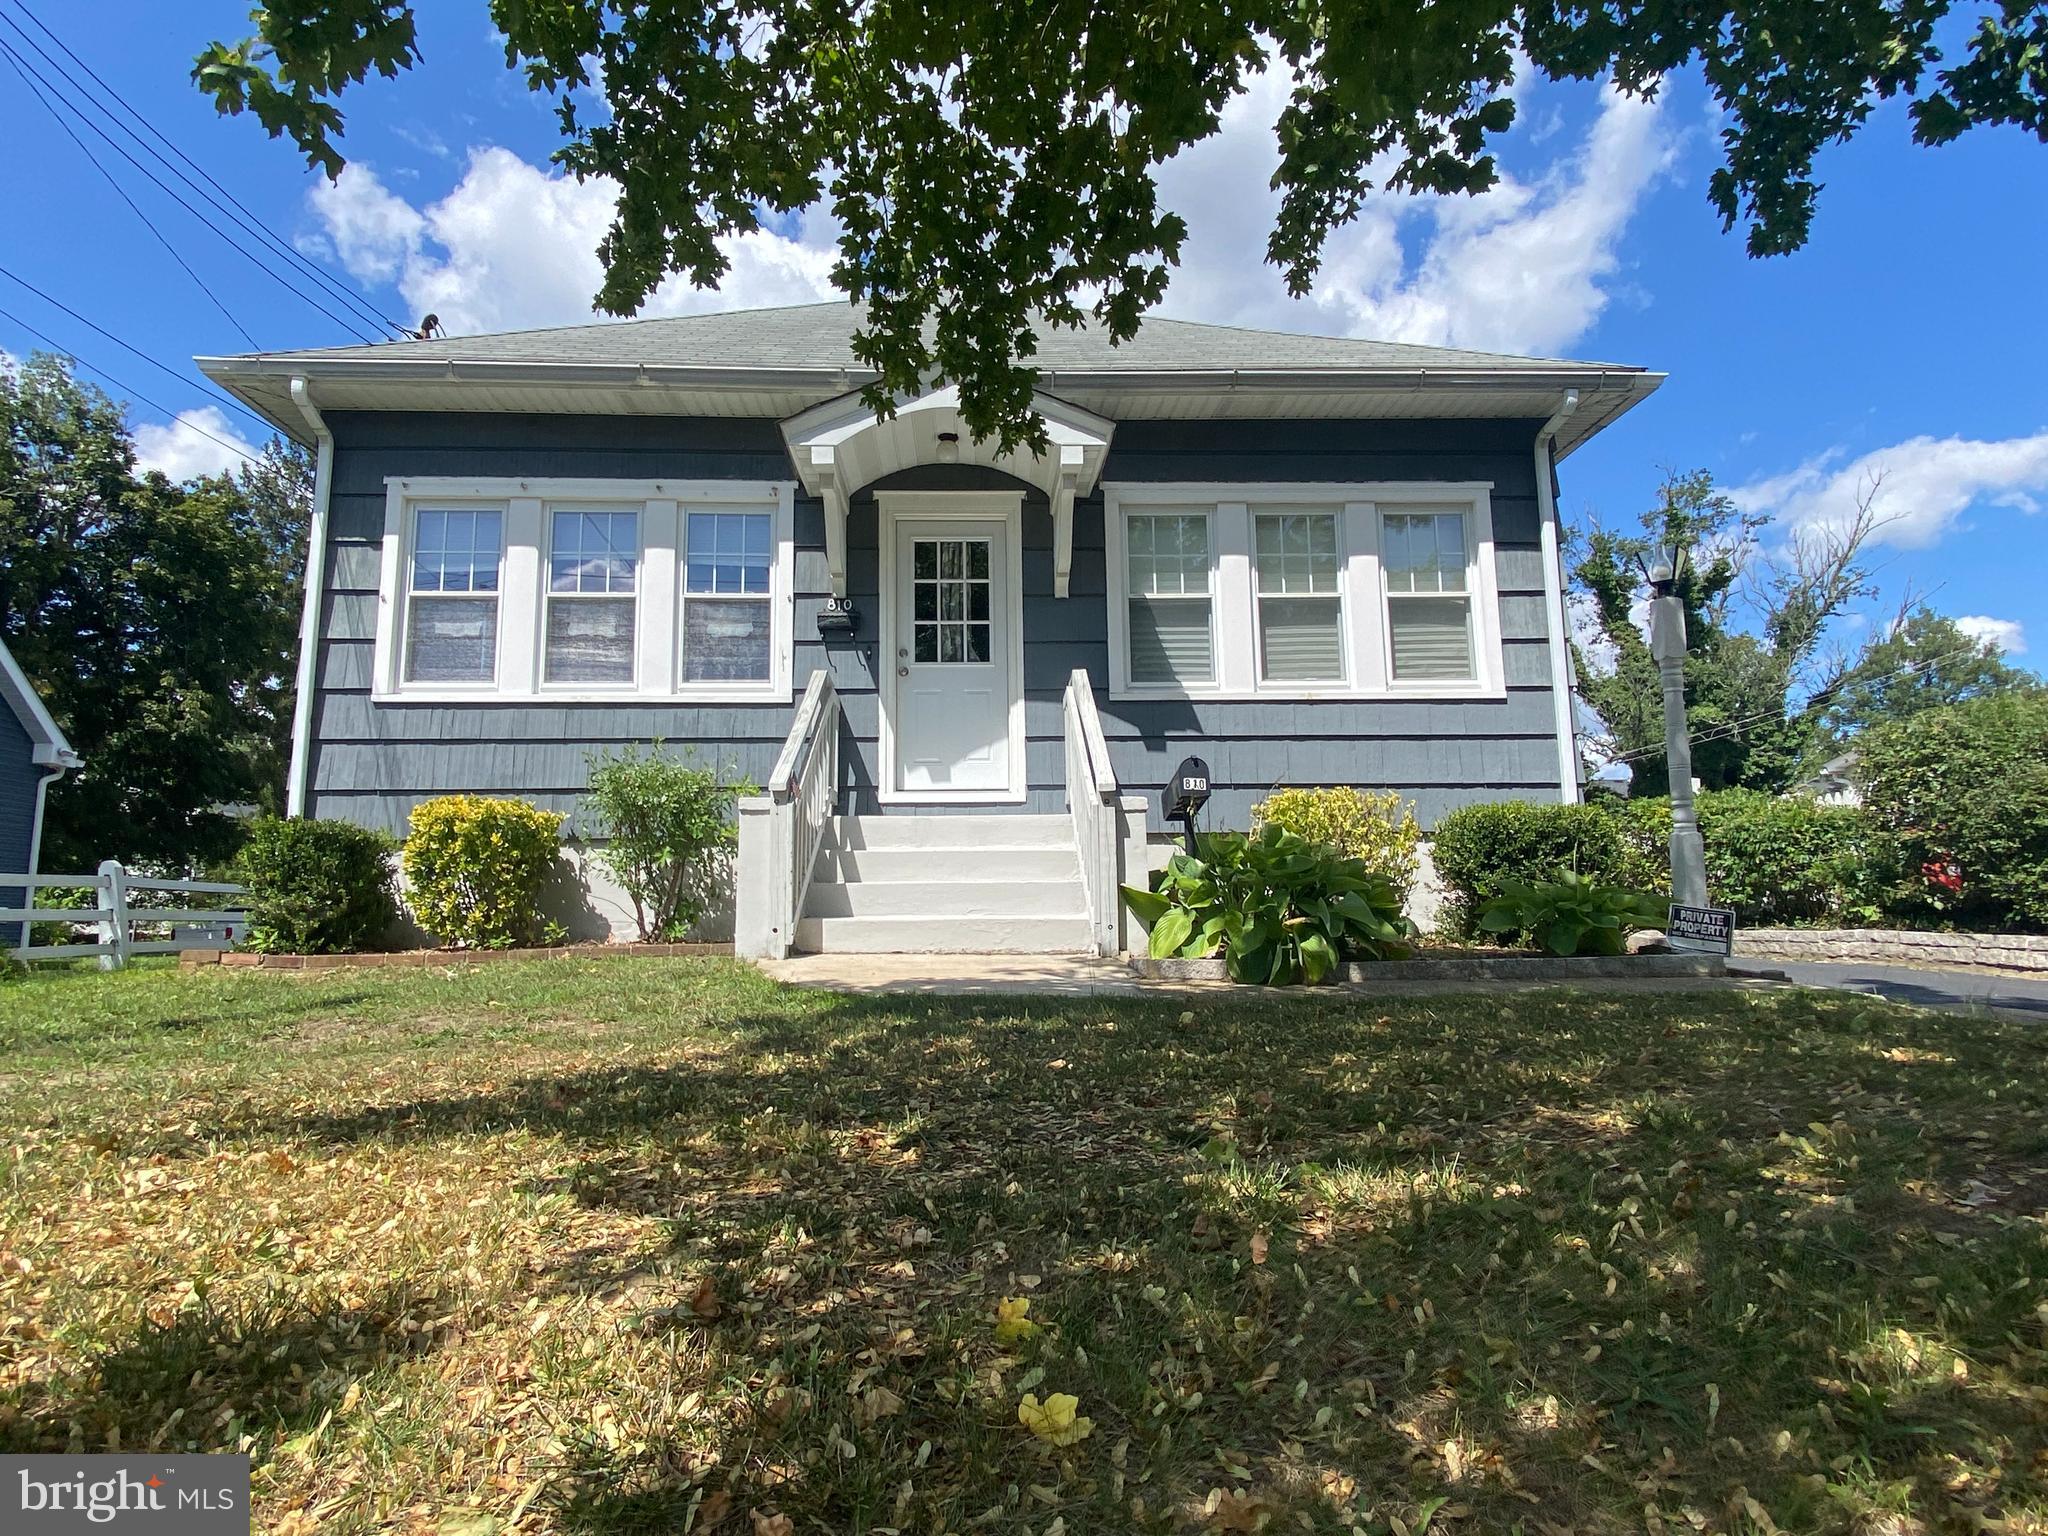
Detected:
left=1429, top=801, right=1628, bottom=939
left=1121, top=824, right=1414, bottom=986
left=583, top=746, right=756, bottom=941
left=1858, top=692, right=2048, bottom=932
left=1252, top=786, right=1421, bottom=902
left=1609, top=791, right=1893, bottom=927
left=401, top=795, right=564, bottom=949
left=1476, top=871, right=1666, bottom=957
left=232, top=816, right=399, bottom=954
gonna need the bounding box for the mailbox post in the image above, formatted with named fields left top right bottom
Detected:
left=1162, top=755, right=1211, bottom=858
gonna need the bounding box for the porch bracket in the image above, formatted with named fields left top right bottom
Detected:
left=812, top=447, right=849, bottom=598
left=1052, top=447, right=1084, bottom=599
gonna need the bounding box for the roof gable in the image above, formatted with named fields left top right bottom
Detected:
left=0, top=636, right=77, bottom=767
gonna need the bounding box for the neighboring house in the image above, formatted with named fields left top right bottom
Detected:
left=1793, top=750, right=1862, bottom=807
left=1, top=635, right=81, bottom=951
left=200, top=303, right=1661, bottom=955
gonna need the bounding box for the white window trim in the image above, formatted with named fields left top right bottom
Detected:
left=373, top=476, right=795, bottom=704
left=1104, top=481, right=1505, bottom=701
left=875, top=490, right=1028, bottom=806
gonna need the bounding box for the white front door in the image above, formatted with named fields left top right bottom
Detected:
left=892, top=517, right=1016, bottom=795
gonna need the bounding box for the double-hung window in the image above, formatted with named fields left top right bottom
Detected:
left=405, top=507, right=502, bottom=684
left=1381, top=507, right=1475, bottom=683
left=1125, top=510, right=1214, bottom=686
left=1252, top=509, right=1344, bottom=682
left=545, top=507, right=638, bottom=685
left=1107, top=483, right=1500, bottom=697
left=682, top=509, right=773, bottom=682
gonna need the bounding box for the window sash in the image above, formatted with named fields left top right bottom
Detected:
left=1128, top=594, right=1214, bottom=685
left=1253, top=511, right=1343, bottom=683
left=544, top=507, right=640, bottom=686
left=680, top=509, right=776, bottom=684
left=1387, top=593, right=1475, bottom=682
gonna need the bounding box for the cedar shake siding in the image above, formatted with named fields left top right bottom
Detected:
left=306, top=411, right=1566, bottom=834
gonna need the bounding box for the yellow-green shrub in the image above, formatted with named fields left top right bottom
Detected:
left=401, top=795, right=564, bottom=949
left=1252, top=787, right=1422, bottom=901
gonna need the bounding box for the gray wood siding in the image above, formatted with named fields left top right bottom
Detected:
left=308, top=412, right=1567, bottom=834
left=0, top=705, right=37, bottom=946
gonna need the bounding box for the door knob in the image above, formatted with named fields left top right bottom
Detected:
left=897, top=666, right=908, bottom=677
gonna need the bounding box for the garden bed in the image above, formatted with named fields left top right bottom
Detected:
left=182, top=940, right=731, bottom=971
left=1129, top=949, right=1728, bottom=982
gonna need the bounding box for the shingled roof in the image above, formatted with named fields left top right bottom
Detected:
left=220, top=301, right=1634, bottom=375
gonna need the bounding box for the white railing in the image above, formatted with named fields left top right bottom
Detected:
left=1063, top=669, right=1122, bottom=957
left=735, top=671, right=839, bottom=959
left=2, top=860, right=247, bottom=967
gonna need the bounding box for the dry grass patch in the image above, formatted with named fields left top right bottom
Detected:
left=3, top=960, right=2048, bottom=1533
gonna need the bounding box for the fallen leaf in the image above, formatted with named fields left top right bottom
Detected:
left=995, top=1296, right=1041, bottom=1346
left=1249, top=1232, right=1269, bottom=1266
left=1018, top=1391, right=1094, bottom=1446
left=689, top=1275, right=723, bottom=1320
left=750, top=1513, right=794, bottom=1536
left=695, top=1490, right=733, bottom=1529
left=1207, top=1487, right=1271, bottom=1531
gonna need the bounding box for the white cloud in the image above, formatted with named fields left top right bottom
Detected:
left=132, top=407, right=258, bottom=481
left=308, top=147, right=837, bottom=336
left=1155, top=72, right=1677, bottom=355
left=301, top=71, right=1671, bottom=359
left=1731, top=431, right=2048, bottom=550
left=1956, top=614, right=2028, bottom=656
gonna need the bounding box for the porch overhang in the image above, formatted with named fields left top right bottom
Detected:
left=780, top=385, right=1114, bottom=598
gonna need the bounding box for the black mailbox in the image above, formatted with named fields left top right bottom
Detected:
left=1163, top=755, right=1211, bottom=855
left=816, top=596, right=860, bottom=636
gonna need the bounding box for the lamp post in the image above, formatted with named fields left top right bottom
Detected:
left=1644, top=545, right=1709, bottom=909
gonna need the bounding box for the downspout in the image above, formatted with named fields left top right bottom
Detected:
left=18, top=754, right=75, bottom=952
left=1534, top=390, right=1581, bottom=803
left=286, top=377, right=334, bottom=818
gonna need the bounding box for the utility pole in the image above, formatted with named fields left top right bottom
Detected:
left=1645, top=552, right=1708, bottom=909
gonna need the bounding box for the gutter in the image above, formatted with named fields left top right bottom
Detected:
left=17, top=756, right=72, bottom=950
left=1534, top=389, right=1582, bottom=803
left=285, top=377, right=333, bottom=819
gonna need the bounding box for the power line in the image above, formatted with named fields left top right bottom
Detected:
left=0, top=262, right=275, bottom=435
left=0, top=0, right=406, bottom=343
left=0, top=21, right=383, bottom=347
left=0, top=301, right=261, bottom=469
left=0, top=35, right=259, bottom=349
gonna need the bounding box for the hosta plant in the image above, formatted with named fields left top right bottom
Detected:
left=1121, top=824, right=1414, bottom=986
left=1475, top=870, right=1666, bottom=957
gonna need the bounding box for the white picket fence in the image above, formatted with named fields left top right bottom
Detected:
left=2, top=860, right=247, bottom=967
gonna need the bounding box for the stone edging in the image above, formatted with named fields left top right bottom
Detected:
left=1130, top=952, right=1727, bottom=984
left=1733, top=927, right=2048, bottom=975
left=182, top=941, right=732, bottom=972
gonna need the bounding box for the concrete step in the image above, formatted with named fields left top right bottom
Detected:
left=806, top=878, right=1086, bottom=920
left=814, top=844, right=1081, bottom=883
left=822, top=814, right=1074, bottom=851
left=794, top=914, right=1096, bottom=954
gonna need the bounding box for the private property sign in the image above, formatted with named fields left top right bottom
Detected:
left=1667, top=903, right=1736, bottom=954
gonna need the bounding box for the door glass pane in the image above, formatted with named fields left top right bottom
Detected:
left=910, top=538, right=993, bottom=666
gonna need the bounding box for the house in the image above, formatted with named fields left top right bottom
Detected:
left=1792, top=750, right=1861, bottom=807
left=1, top=635, right=81, bottom=951
left=200, top=303, right=1661, bottom=956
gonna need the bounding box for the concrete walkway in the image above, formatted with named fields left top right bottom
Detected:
left=1730, top=958, right=2048, bottom=1021
left=760, top=951, right=1782, bottom=1001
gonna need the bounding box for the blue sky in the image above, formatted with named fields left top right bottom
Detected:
left=3, top=0, right=2045, bottom=669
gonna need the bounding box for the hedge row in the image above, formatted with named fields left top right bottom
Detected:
left=1431, top=692, right=2048, bottom=935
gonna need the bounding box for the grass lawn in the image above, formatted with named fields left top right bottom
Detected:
left=3, top=961, right=2047, bottom=1535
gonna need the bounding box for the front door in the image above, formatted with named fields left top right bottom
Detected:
left=892, top=518, right=1015, bottom=795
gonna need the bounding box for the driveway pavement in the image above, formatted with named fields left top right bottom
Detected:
left=1729, top=958, right=2048, bottom=1020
